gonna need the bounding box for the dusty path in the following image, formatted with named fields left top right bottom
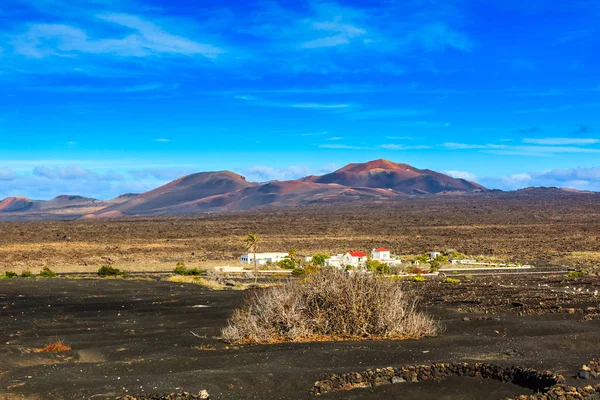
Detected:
left=1, top=278, right=599, bottom=399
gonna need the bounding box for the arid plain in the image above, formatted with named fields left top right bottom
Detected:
left=1, top=193, right=599, bottom=274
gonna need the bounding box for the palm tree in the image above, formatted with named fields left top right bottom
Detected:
left=245, top=233, right=259, bottom=283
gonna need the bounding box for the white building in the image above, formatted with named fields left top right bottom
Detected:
left=342, top=252, right=368, bottom=267
left=325, top=254, right=344, bottom=268
left=239, top=252, right=288, bottom=265
left=371, top=247, right=391, bottom=261
left=430, top=251, right=442, bottom=260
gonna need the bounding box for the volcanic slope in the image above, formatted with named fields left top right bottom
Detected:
left=302, top=159, right=486, bottom=194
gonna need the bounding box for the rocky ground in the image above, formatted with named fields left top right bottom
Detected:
left=1, top=275, right=600, bottom=399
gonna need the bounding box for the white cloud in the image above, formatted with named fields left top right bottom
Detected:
left=13, top=14, right=225, bottom=59
left=443, top=142, right=600, bottom=156
left=523, top=138, right=599, bottom=145
left=300, top=21, right=367, bottom=49
left=444, top=170, right=477, bottom=181
left=348, top=109, right=431, bottom=120
left=242, top=165, right=312, bottom=182
left=155, top=138, right=170, bottom=142
left=0, top=167, right=16, bottom=181
left=291, top=103, right=350, bottom=109
left=380, top=144, right=431, bottom=150
left=318, top=144, right=368, bottom=150
left=402, top=23, right=473, bottom=52
left=33, top=166, right=123, bottom=181
left=480, top=166, right=600, bottom=191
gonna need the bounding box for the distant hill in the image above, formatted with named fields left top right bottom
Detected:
left=302, top=159, right=486, bottom=194
left=0, top=159, right=596, bottom=221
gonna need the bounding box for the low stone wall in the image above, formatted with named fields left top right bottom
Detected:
left=311, top=362, right=600, bottom=399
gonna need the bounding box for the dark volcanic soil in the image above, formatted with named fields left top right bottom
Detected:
left=1, top=277, right=600, bottom=400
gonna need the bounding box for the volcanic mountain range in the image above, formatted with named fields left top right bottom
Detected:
left=0, top=159, right=591, bottom=221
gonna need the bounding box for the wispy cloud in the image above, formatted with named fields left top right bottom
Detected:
left=155, top=138, right=170, bottom=142
left=523, top=138, right=599, bottom=145
left=445, top=170, right=477, bottom=181
left=300, top=20, right=367, bottom=49
left=318, top=144, right=368, bottom=150
left=12, top=14, right=225, bottom=59
left=380, top=144, right=431, bottom=150
left=401, top=23, right=473, bottom=52
left=291, top=103, right=350, bottom=109
left=443, top=142, right=600, bottom=156
left=348, top=109, right=431, bottom=120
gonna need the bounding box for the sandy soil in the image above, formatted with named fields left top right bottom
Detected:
left=1, top=275, right=600, bottom=399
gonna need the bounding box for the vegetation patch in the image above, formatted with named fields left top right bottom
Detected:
left=97, top=265, right=126, bottom=277
left=1, top=271, right=18, bottom=279
left=34, top=339, right=71, bottom=353
left=221, top=269, right=440, bottom=344
left=174, top=262, right=204, bottom=276
left=443, top=278, right=461, bottom=284
left=39, top=266, right=57, bottom=278
left=21, top=269, right=34, bottom=277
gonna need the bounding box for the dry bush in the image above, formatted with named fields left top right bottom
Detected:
left=34, top=339, right=71, bottom=353
left=221, top=269, right=441, bottom=344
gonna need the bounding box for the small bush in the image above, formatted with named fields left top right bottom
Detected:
left=292, top=267, right=305, bottom=276
left=221, top=269, right=440, bottom=344
left=3, top=271, right=18, bottom=278
left=21, top=269, right=34, bottom=278
left=97, top=265, right=124, bottom=277
left=443, top=278, right=461, bottom=284
left=565, top=271, right=584, bottom=279
left=39, top=266, right=57, bottom=278
left=409, top=275, right=426, bottom=282
left=174, top=262, right=203, bottom=276
left=278, top=258, right=296, bottom=270
left=34, top=339, right=71, bottom=353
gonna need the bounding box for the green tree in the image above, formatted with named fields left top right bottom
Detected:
left=278, top=258, right=296, bottom=270
left=311, top=253, right=329, bottom=267
left=245, top=233, right=259, bottom=283
left=287, top=248, right=300, bottom=266
left=366, top=259, right=390, bottom=275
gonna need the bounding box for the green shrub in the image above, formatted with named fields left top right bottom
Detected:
left=410, top=274, right=426, bottom=282
left=366, top=259, right=391, bottom=275
left=21, top=269, right=34, bottom=278
left=3, top=271, right=18, bottom=278
left=443, top=278, right=461, bottom=284
left=174, top=262, right=203, bottom=276
left=278, top=258, right=296, bottom=270
left=39, top=266, right=57, bottom=278
left=565, top=271, right=585, bottom=278
left=292, top=267, right=306, bottom=276
left=97, top=265, right=124, bottom=277
left=311, top=254, right=329, bottom=267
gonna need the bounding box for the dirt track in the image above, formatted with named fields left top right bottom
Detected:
left=1, top=276, right=600, bottom=399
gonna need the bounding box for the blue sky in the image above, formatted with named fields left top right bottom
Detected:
left=1, top=0, right=600, bottom=199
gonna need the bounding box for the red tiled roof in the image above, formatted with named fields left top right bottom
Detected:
left=349, top=252, right=367, bottom=257
left=375, top=248, right=389, bottom=252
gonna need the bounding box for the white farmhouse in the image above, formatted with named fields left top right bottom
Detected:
left=325, top=254, right=344, bottom=268
left=239, top=252, right=288, bottom=265
left=430, top=251, right=442, bottom=260
left=342, top=251, right=368, bottom=267
left=371, top=247, right=391, bottom=261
